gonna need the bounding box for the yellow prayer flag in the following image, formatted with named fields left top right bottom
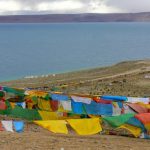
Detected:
left=118, top=124, right=141, bottom=137
left=137, top=102, right=150, bottom=109
left=34, top=120, right=68, bottom=134
left=10, top=102, right=16, bottom=109
left=26, top=90, right=48, bottom=97
left=88, top=115, right=102, bottom=123
left=67, top=118, right=102, bottom=135
left=38, top=110, right=59, bottom=120
left=38, top=98, right=52, bottom=111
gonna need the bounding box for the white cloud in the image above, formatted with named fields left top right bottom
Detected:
left=106, top=0, right=150, bottom=13
left=36, top=1, right=84, bottom=12
left=0, top=0, right=122, bottom=15
left=0, top=0, right=21, bottom=12
left=35, top=0, right=121, bottom=13
left=0, top=0, right=149, bottom=15
left=87, top=0, right=122, bottom=13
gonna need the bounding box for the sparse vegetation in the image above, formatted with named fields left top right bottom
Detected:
left=0, top=60, right=150, bottom=97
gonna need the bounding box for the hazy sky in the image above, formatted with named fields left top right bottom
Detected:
left=0, top=0, right=150, bottom=15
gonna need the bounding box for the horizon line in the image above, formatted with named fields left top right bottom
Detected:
left=0, top=11, right=150, bottom=16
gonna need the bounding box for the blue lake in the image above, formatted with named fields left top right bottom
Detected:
left=0, top=22, right=150, bottom=81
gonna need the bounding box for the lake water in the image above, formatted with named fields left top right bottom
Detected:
left=0, top=22, right=150, bottom=81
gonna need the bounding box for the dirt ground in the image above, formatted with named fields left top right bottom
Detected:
left=0, top=60, right=150, bottom=150
left=0, top=122, right=149, bottom=150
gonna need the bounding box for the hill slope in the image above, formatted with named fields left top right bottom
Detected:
left=1, top=59, right=150, bottom=97
left=1, top=12, right=150, bottom=23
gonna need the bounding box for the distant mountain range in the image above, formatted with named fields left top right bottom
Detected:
left=0, top=12, right=150, bottom=23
